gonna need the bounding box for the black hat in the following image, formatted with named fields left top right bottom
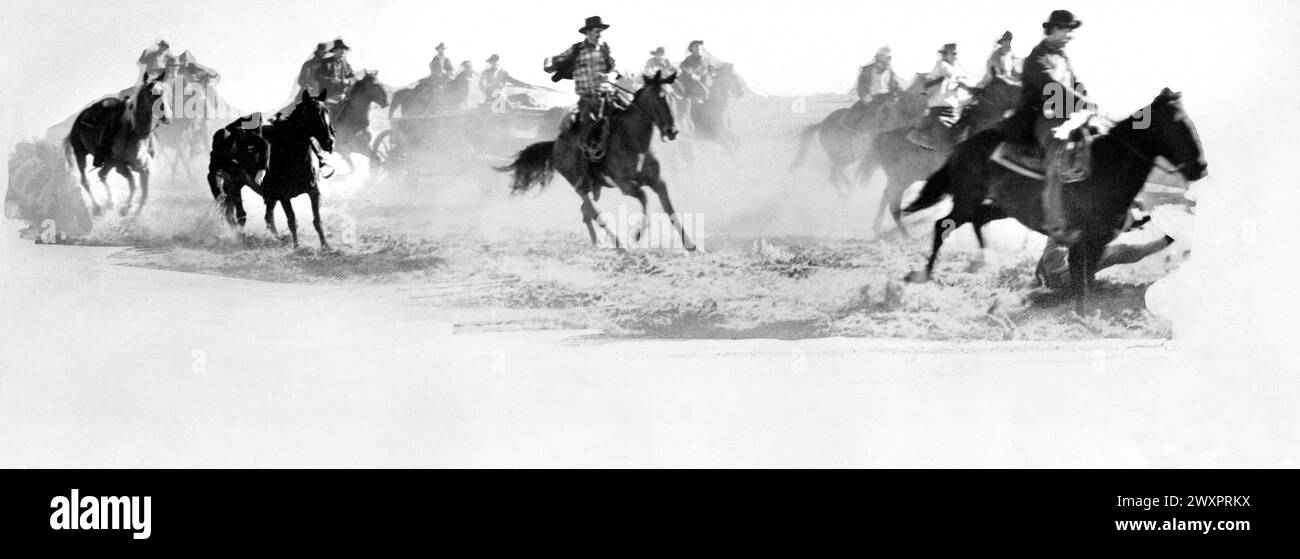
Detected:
left=688, top=40, right=704, bottom=49
left=486, top=54, right=500, bottom=63
left=1043, top=10, right=1083, bottom=30
left=315, top=42, right=329, bottom=53
left=997, top=31, right=1013, bottom=44
left=435, top=42, right=446, bottom=50
left=332, top=38, right=351, bottom=51
left=938, top=43, right=958, bottom=55
left=158, top=40, right=170, bottom=49
left=579, top=16, right=610, bottom=34
left=650, top=46, right=666, bottom=56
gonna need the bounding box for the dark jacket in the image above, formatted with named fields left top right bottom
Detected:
left=856, top=62, right=902, bottom=99
left=1008, top=39, right=1086, bottom=143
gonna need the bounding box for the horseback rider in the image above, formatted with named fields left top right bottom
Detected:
left=976, top=31, right=1022, bottom=89
left=847, top=46, right=902, bottom=128
left=907, top=43, right=977, bottom=150
left=296, top=43, right=330, bottom=97
left=989, top=10, right=1088, bottom=234
left=679, top=40, right=713, bottom=101
left=644, top=47, right=677, bottom=77
left=544, top=15, right=620, bottom=138
left=429, top=43, right=455, bottom=86
left=316, top=38, right=356, bottom=106
left=481, top=54, right=530, bottom=102
left=137, top=40, right=172, bottom=80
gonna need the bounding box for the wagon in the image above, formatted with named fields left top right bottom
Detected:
left=372, top=98, right=567, bottom=185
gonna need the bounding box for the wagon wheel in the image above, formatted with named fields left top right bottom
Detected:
left=372, top=129, right=412, bottom=184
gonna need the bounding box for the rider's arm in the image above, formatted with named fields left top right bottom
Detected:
left=545, top=46, right=573, bottom=72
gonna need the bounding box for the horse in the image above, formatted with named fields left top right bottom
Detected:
left=65, top=73, right=171, bottom=216
left=688, top=63, right=746, bottom=152
left=208, top=89, right=336, bottom=248
left=330, top=71, right=389, bottom=174
left=859, top=77, right=1021, bottom=237
left=790, top=73, right=929, bottom=193
left=901, top=88, right=1208, bottom=312
left=389, top=72, right=471, bottom=118
left=497, top=71, right=694, bottom=250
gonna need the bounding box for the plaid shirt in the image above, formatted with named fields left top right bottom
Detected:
left=551, top=40, right=614, bottom=96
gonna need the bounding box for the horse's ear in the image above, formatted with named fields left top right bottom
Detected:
left=1159, top=87, right=1182, bottom=101
left=301, top=89, right=311, bottom=103
left=317, top=89, right=328, bottom=102
left=664, top=71, right=677, bottom=85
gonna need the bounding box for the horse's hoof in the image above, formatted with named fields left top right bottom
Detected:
left=118, top=207, right=131, bottom=217
left=904, top=270, right=931, bottom=284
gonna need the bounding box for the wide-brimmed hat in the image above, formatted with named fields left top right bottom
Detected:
left=997, top=31, right=1013, bottom=44
left=875, top=46, right=892, bottom=60
left=688, top=40, right=704, bottom=49
left=937, top=43, right=958, bottom=55
left=1043, top=10, right=1083, bottom=30
left=486, top=54, right=500, bottom=63
left=158, top=40, right=170, bottom=49
left=579, top=16, right=610, bottom=34
left=331, top=38, right=351, bottom=51
left=314, top=42, right=329, bottom=53
left=650, top=46, right=666, bottom=56
left=435, top=42, right=446, bottom=51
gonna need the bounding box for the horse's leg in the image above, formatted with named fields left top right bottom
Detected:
left=135, top=166, right=150, bottom=216
left=97, top=166, right=115, bottom=210
left=628, top=185, right=650, bottom=245
left=74, top=150, right=102, bottom=215
left=967, top=203, right=996, bottom=273
left=115, top=166, right=136, bottom=216
left=646, top=175, right=696, bottom=252
left=308, top=190, right=329, bottom=249
left=1069, top=239, right=1092, bottom=315
left=281, top=198, right=300, bottom=248
left=231, top=185, right=247, bottom=229
left=264, top=197, right=279, bottom=237
left=905, top=214, right=959, bottom=283
left=577, top=189, right=620, bottom=249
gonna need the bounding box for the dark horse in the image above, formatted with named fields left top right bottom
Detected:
left=687, top=63, right=746, bottom=152
left=901, top=88, right=1208, bottom=311
left=389, top=71, right=472, bottom=118
left=497, top=71, right=694, bottom=250
left=790, top=73, right=928, bottom=193
left=330, top=70, right=389, bottom=174
left=208, top=89, right=336, bottom=248
left=858, top=77, right=1022, bottom=237
left=65, top=73, right=171, bottom=216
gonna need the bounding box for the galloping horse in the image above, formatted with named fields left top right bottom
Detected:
left=330, top=71, right=389, bottom=174
left=208, top=89, right=337, bottom=248
left=860, top=77, right=1021, bottom=236
left=688, top=63, right=746, bottom=152
left=498, top=71, right=695, bottom=250
left=790, top=73, right=929, bottom=192
left=65, top=73, right=171, bottom=216
left=901, top=88, right=1208, bottom=311
left=389, top=72, right=472, bottom=118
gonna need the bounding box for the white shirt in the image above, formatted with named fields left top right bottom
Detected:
left=925, top=60, right=969, bottom=109
left=867, top=67, right=894, bottom=96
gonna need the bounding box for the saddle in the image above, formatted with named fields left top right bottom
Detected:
left=991, top=112, right=1101, bottom=182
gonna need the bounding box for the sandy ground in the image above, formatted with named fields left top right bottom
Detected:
left=5, top=94, right=1263, bottom=468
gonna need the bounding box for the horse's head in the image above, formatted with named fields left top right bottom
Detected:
left=135, top=72, right=170, bottom=130
left=636, top=70, right=679, bottom=141
left=355, top=70, right=389, bottom=109
left=1146, top=88, right=1208, bottom=182
left=290, top=89, right=336, bottom=152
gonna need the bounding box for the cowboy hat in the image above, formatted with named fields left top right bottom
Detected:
left=688, top=40, right=704, bottom=49
left=314, top=42, right=329, bottom=53
left=997, top=31, right=1013, bottom=44
left=435, top=42, right=446, bottom=50
left=331, top=38, right=351, bottom=51
left=579, top=16, right=610, bottom=34
left=650, top=46, right=666, bottom=56
left=486, top=54, right=500, bottom=63
left=1043, top=10, right=1083, bottom=30
left=937, top=43, right=958, bottom=55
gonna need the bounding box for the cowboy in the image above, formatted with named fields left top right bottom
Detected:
left=847, top=46, right=902, bottom=128
left=137, top=40, right=172, bottom=78
left=644, top=46, right=677, bottom=77
left=907, top=43, right=977, bottom=150
left=679, top=40, right=714, bottom=100
left=976, top=31, right=1022, bottom=88
left=544, top=16, right=619, bottom=132
left=991, top=10, right=1088, bottom=233
left=429, top=43, right=455, bottom=85
left=316, top=38, right=356, bottom=105
left=296, top=43, right=331, bottom=97
left=481, top=54, right=529, bottom=101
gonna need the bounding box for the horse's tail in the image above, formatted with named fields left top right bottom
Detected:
left=903, top=164, right=952, bottom=214
left=496, top=141, right=555, bottom=194
left=789, top=122, right=821, bottom=170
